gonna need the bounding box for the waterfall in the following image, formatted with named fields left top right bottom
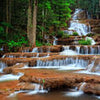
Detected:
left=65, top=82, right=86, bottom=97
left=27, top=83, right=48, bottom=95
left=0, top=62, right=7, bottom=73
left=62, top=45, right=100, bottom=55
left=60, top=50, right=78, bottom=55
left=76, top=46, right=80, bottom=54
left=66, top=9, right=91, bottom=36
left=32, top=47, right=38, bottom=53
left=36, top=58, right=89, bottom=70
left=0, top=73, right=23, bottom=82
left=53, top=36, right=58, bottom=45
left=79, top=82, right=86, bottom=91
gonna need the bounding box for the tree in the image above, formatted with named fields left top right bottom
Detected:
left=27, top=0, right=32, bottom=45
left=32, top=0, right=38, bottom=46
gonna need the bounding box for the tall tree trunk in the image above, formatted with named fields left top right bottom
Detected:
left=27, top=0, right=32, bottom=45
left=32, top=0, right=38, bottom=46
left=6, top=0, right=9, bottom=34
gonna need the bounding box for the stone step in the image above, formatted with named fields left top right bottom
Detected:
left=3, top=52, right=58, bottom=58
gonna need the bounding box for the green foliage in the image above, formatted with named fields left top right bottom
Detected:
left=72, top=32, right=79, bottom=36
left=62, top=34, right=71, bottom=38
left=36, top=40, right=43, bottom=47
left=57, top=31, right=64, bottom=37
left=50, top=32, right=56, bottom=36
left=36, top=33, right=43, bottom=40
left=78, top=39, right=92, bottom=45
left=44, top=42, right=52, bottom=46
left=7, top=36, right=28, bottom=51
left=87, top=33, right=94, bottom=37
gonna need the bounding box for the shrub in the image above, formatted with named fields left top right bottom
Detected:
left=62, top=34, right=71, bottom=38
left=78, top=38, right=92, bottom=45
left=87, top=33, right=94, bottom=37
left=44, top=43, right=52, bottom=46
left=7, top=37, right=28, bottom=51
left=72, top=32, right=79, bottom=36
left=57, top=31, right=64, bottom=37
left=36, top=40, right=43, bottom=47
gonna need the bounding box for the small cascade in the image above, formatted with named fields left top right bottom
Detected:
left=86, top=61, right=95, bottom=72
left=36, top=53, right=39, bottom=57
left=79, top=82, right=86, bottom=91
left=53, top=36, right=58, bottom=45
left=27, top=83, right=48, bottom=95
left=9, top=83, right=48, bottom=97
left=62, top=45, right=100, bottom=55
left=2, top=55, right=5, bottom=58
left=60, top=50, right=78, bottom=55
left=32, top=47, right=38, bottom=53
left=85, top=37, right=96, bottom=45
left=76, top=46, right=80, bottom=54
left=0, top=73, right=23, bottom=82
left=65, top=82, right=86, bottom=97
left=0, top=62, right=7, bottom=73
left=77, top=60, right=100, bottom=75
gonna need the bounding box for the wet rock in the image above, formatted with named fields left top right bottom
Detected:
left=18, top=83, right=35, bottom=90
left=83, top=83, right=100, bottom=95
left=4, top=52, right=58, bottom=58
left=3, top=63, right=25, bottom=74
left=38, top=45, right=63, bottom=53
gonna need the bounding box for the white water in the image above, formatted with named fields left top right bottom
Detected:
left=62, top=45, right=100, bottom=55
left=8, top=83, right=48, bottom=97
left=60, top=50, right=78, bottom=55
left=66, top=9, right=91, bottom=36
left=0, top=62, right=7, bottom=73
left=76, top=60, right=100, bottom=75
left=36, top=58, right=88, bottom=70
left=27, top=83, right=48, bottom=95
left=32, top=47, right=38, bottom=53
left=53, top=36, right=58, bottom=45
left=85, top=37, right=96, bottom=45
left=0, top=73, right=23, bottom=82
left=65, top=82, right=86, bottom=97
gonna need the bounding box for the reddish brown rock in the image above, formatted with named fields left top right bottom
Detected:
left=83, top=83, right=100, bottom=95
left=4, top=52, right=58, bottom=58
left=18, top=83, right=35, bottom=90
left=3, top=63, right=25, bottom=74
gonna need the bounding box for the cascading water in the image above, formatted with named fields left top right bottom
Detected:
left=0, top=62, right=7, bottom=73
left=8, top=83, right=48, bottom=97
left=53, top=36, right=58, bottom=45
left=36, top=57, right=89, bottom=70
left=62, top=45, right=100, bottom=55
left=65, top=82, right=86, bottom=97
left=66, top=9, right=91, bottom=36
left=32, top=47, right=38, bottom=53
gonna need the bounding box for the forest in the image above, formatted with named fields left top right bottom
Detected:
left=0, top=0, right=100, bottom=52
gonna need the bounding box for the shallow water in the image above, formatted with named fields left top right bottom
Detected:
left=8, top=89, right=99, bottom=100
